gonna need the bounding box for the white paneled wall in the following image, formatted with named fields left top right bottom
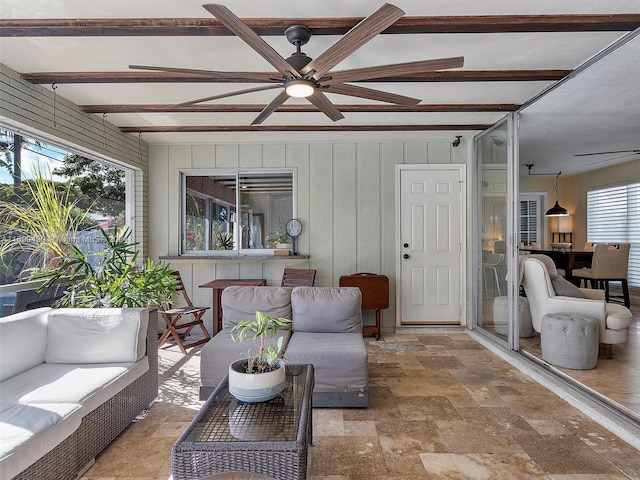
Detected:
left=149, top=138, right=468, bottom=334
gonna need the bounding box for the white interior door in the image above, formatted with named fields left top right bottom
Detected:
left=397, top=166, right=464, bottom=325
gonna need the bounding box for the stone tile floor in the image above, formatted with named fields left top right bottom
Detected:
left=82, top=333, right=640, bottom=479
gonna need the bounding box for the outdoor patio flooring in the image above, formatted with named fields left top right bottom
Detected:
left=81, top=332, right=640, bottom=479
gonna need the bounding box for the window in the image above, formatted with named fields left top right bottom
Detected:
left=182, top=171, right=294, bottom=254
left=587, top=182, right=640, bottom=288
left=0, top=129, right=130, bottom=285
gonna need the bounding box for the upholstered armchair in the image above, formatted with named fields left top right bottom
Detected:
left=521, top=255, right=632, bottom=358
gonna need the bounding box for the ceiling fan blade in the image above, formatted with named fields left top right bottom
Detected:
left=307, top=90, right=345, bottom=122
left=301, top=3, right=405, bottom=79
left=203, top=4, right=299, bottom=78
left=129, top=64, right=279, bottom=83
left=586, top=152, right=640, bottom=165
left=326, top=83, right=421, bottom=105
left=173, top=85, right=282, bottom=107
left=324, top=57, right=464, bottom=84
left=251, top=90, right=290, bottom=125
left=574, top=148, right=640, bottom=156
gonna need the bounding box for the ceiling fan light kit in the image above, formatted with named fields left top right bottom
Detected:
left=285, top=79, right=315, bottom=98
left=129, top=3, right=464, bottom=125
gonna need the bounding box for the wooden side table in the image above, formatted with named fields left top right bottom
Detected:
left=199, top=279, right=267, bottom=334
left=339, top=273, right=389, bottom=339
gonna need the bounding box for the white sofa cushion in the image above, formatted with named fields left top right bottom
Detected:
left=0, top=359, right=149, bottom=415
left=45, top=308, right=148, bottom=363
left=0, top=402, right=82, bottom=480
left=291, top=287, right=362, bottom=333
left=0, top=308, right=50, bottom=382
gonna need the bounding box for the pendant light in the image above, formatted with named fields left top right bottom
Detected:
left=525, top=165, right=569, bottom=217
left=545, top=172, right=569, bottom=217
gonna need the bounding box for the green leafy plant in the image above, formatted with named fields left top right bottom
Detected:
left=35, top=226, right=179, bottom=308
left=212, top=222, right=234, bottom=250
left=231, top=311, right=292, bottom=373
left=265, top=229, right=292, bottom=248
left=0, top=164, right=96, bottom=278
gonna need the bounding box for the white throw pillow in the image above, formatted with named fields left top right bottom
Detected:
left=44, top=308, right=148, bottom=364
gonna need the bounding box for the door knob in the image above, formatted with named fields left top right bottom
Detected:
left=403, top=254, right=409, bottom=259
left=404, top=243, right=409, bottom=248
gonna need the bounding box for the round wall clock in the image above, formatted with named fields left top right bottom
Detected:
left=285, top=219, right=303, bottom=255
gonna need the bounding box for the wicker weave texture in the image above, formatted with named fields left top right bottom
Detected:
left=13, top=311, right=159, bottom=480
left=172, top=364, right=313, bottom=480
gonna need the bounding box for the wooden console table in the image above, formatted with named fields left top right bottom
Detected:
left=199, top=278, right=266, bottom=334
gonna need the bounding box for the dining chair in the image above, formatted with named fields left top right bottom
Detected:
left=158, top=271, right=211, bottom=353
left=281, top=268, right=316, bottom=287
left=482, top=251, right=503, bottom=297
left=571, top=243, right=631, bottom=308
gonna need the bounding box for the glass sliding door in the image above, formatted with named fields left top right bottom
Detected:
left=475, top=118, right=517, bottom=344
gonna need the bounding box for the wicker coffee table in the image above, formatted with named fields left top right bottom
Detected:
left=172, top=364, right=314, bottom=480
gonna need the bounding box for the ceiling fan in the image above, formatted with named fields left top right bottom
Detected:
left=129, top=3, right=464, bottom=125
left=574, top=149, right=640, bottom=157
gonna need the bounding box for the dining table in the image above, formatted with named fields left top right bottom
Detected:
left=199, top=278, right=267, bottom=335
left=527, top=249, right=594, bottom=283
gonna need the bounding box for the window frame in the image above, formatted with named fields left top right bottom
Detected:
left=180, top=169, right=296, bottom=256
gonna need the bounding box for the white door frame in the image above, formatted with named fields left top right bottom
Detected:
left=395, top=164, right=467, bottom=328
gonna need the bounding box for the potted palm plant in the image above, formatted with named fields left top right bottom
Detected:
left=228, top=311, right=292, bottom=403
left=35, top=226, right=179, bottom=309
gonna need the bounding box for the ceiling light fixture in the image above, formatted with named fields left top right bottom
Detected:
left=525, top=165, right=569, bottom=217
left=285, top=79, right=315, bottom=98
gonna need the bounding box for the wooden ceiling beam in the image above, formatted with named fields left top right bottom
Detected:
left=80, top=103, right=520, bottom=113
left=2, top=15, right=639, bottom=37
left=22, top=70, right=570, bottom=84
left=120, top=124, right=492, bottom=133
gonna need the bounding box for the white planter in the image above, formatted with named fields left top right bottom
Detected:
left=228, top=359, right=286, bottom=403
left=276, top=243, right=292, bottom=250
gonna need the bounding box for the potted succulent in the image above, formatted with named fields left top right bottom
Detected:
left=228, top=310, right=292, bottom=403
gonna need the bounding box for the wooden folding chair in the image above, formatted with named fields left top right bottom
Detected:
left=281, top=268, right=316, bottom=287
left=158, top=271, right=211, bottom=353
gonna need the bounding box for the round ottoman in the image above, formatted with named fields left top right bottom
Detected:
left=540, top=313, right=598, bottom=370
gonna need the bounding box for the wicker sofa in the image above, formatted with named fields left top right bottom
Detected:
left=200, top=286, right=368, bottom=407
left=0, top=307, right=158, bottom=480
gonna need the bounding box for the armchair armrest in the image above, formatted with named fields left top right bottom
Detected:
left=544, top=295, right=606, bottom=320
left=580, top=288, right=605, bottom=300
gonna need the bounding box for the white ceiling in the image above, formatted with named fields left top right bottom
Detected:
left=0, top=0, right=639, bottom=174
